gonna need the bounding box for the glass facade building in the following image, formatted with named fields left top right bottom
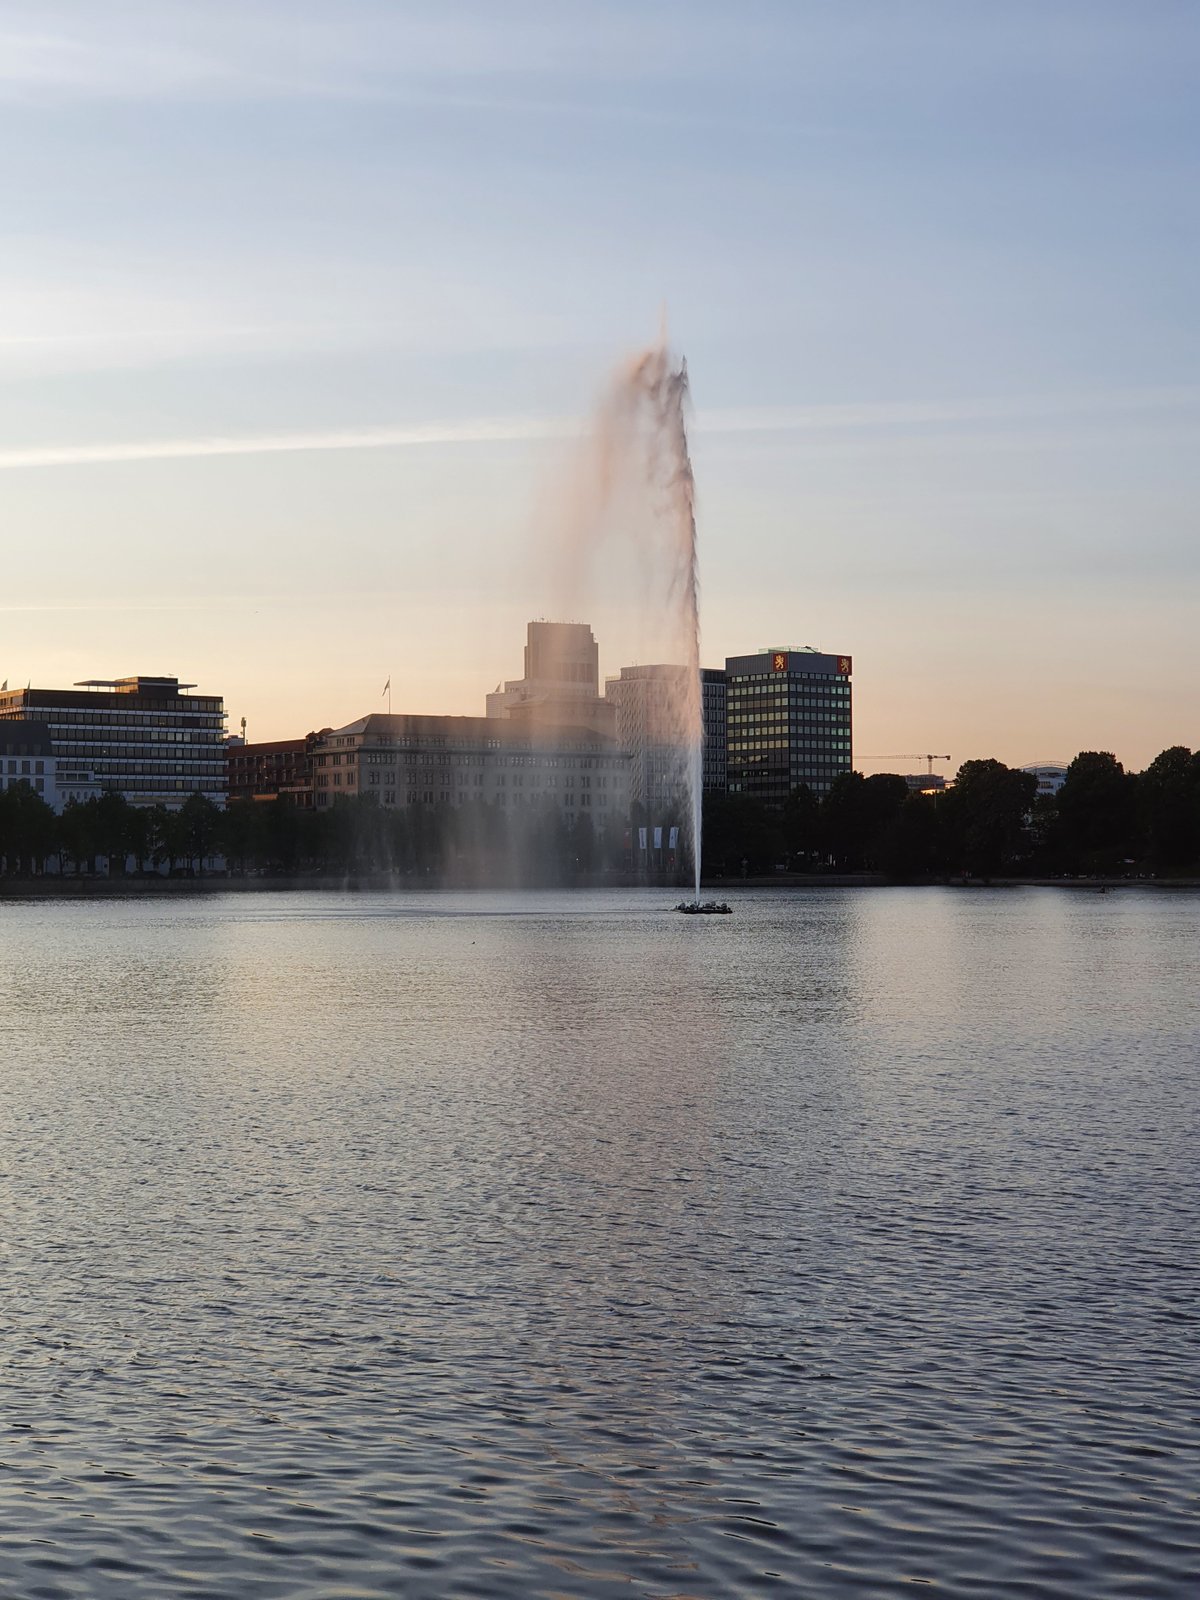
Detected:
left=0, top=676, right=226, bottom=807
left=725, top=648, right=852, bottom=802
left=701, top=667, right=728, bottom=793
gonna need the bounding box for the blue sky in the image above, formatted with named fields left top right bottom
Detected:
left=1, top=1, right=1196, bottom=766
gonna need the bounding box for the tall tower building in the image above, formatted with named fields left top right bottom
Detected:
left=486, top=621, right=615, bottom=738
left=725, top=647, right=852, bottom=801
left=603, top=663, right=694, bottom=818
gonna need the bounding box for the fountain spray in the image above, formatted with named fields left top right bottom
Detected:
left=575, top=341, right=704, bottom=895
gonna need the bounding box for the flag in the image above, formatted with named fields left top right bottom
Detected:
left=0, top=680, right=6, bottom=691
left=382, top=678, right=390, bottom=696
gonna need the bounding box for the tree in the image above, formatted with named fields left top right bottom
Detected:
left=700, top=793, right=780, bottom=877
left=261, top=797, right=306, bottom=875
left=95, top=790, right=133, bottom=874
left=779, top=783, right=820, bottom=869
left=1138, top=746, right=1200, bottom=873
left=875, top=792, right=946, bottom=881
left=179, top=793, right=221, bottom=874
left=59, top=798, right=102, bottom=874
left=126, top=806, right=152, bottom=873
left=0, top=785, right=58, bottom=875
left=1052, top=752, right=1137, bottom=873
left=820, top=771, right=908, bottom=871
left=221, top=799, right=261, bottom=874
left=942, top=759, right=1037, bottom=878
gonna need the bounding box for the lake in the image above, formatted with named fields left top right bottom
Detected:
left=0, top=887, right=1196, bottom=1597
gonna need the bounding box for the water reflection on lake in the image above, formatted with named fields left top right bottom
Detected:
left=1, top=887, right=1196, bottom=1597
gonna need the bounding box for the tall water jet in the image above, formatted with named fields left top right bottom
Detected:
left=555, top=342, right=704, bottom=895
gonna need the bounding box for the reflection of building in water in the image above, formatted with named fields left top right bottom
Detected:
left=725, top=647, right=853, bottom=801
left=603, top=663, right=694, bottom=819
left=1021, top=762, right=1069, bottom=797
left=311, top=712, right=628, bottom=820
left=486, top=621, right=616, bottom=739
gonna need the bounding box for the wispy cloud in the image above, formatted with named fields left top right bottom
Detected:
left=1, top=387, right=1196, bottom=473
left=0, top=417, right=577, bottom=471
left=0, top=3, right=739, bottom=105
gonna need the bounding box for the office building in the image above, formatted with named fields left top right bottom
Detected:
left=603, top=662, right=701, bottom=823
left=904, top=772, right=947, bottom=794
left=311, top=712, right=629, bottom=821
left=701, top=667, right=727, bottom=793
left=0, top=722, right=58, bottom=808
left=487, top=621, right=616, bottom=738
left=1022, top=763, right=1069, bottom=797
left=227, top=736, right=320, bottom=807
left=0, top=675, right=226, bottom=807
left=725, top=647, right=853, bottom=802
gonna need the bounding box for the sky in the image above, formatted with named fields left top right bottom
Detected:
left=1, top=0, right=1197, bottom=772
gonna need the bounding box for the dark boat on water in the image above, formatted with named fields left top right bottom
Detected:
left=675, top=900, right=732, bottom=915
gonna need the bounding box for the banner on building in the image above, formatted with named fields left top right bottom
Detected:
left=638, top=827, right=648, bottom=852
left=668, top=826, right=679, bottom=850
left=653, top=826, right=663, bottom=850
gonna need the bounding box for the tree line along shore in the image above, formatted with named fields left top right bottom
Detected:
left=1, top=748, right=1198, bottom=884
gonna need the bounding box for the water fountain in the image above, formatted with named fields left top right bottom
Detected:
left=569, top=342, right=705, bottom=899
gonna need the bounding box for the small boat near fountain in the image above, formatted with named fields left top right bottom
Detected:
left=675, top=900, right=732, bottom=915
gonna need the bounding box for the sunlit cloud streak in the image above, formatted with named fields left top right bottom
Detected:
left=0, top=417, right=577, bottom=471
left=1, top=388, right=1196, bottom=473
left=0, top=3, right=761, bottom=105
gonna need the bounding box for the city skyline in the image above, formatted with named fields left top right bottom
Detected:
left=2, top=1, right=1196, bottom=770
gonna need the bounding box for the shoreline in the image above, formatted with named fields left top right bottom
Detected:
left=1, top=873, right=1197, bottom=898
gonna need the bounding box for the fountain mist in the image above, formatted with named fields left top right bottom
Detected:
left=562, top=343, right=704, bottom=894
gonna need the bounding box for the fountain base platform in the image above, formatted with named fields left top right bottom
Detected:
left=675, top=901, right=732, bottom=915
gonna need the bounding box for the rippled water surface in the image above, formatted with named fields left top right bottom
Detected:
left=1, top=887, right=1197, bottom=1598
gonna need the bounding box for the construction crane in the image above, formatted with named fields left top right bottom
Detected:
left=859, top=753, right=950, bottom=774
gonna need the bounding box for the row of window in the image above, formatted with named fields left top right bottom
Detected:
left=732, top=720, right=857, bottom=732
left=45, top=745, right=224, bottom=762
left=32, top=710, right=223, bottom=726
left=354, top=749, right=620, bottom=769
left=729, top=780, right=837, bottom=795
left=36, top=760, right=226, bottom=776
left=729, top=671, right=850, bottom=684
left=730, top=757, right=851, bottom=770
left=729, top=741, right=851, bottom=753
left=315, top=790, right=609, bottom=810
left=729, top=678, right=850, bottom=690
left=732, top=696, right=849, bottom=708
left=341, top=733, right=608, bottom=754
left=50, top=729, right=216, bottom=744
left=363, top=768, right=618, bottom=792
left=76, top=779, right=226, bottom=794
